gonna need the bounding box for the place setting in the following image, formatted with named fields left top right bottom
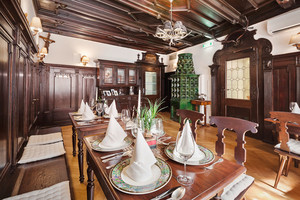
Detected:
left=164, top=121, right=215, bottom=168
left=103, top=100, right=121, bottom=119
left=74, top=102, right=99, bottom=122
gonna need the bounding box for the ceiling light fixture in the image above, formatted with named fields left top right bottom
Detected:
left=289, top=32, right=300, bottom=50
left=154, top=0, right=191, bottom=46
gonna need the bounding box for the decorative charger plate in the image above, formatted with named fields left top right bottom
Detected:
left=74, top=115, right=97, bottom=122
left=91, top=137, right=133, bottom=152
left=109, top=158, right=172, bottom=195
left=165, top=143, right=215, bottom=166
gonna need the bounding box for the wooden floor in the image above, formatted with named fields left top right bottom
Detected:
left=61, top=112, right=300, bottom=200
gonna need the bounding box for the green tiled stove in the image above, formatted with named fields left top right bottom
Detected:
left=170, top=53, right=199, bottom=122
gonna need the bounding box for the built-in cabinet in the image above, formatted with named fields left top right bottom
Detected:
left=0, top=0, right=38, bottom=181
left=96, top=52, right=165, bottom=111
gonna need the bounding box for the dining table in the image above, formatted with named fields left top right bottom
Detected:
left=83, top=133, right=246, bottom=200
left=69, top=113, right=125, bottom=183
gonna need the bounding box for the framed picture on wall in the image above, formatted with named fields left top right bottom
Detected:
left=129, top=69, right=136, bottom=84
left=104, top=67, right=113, bottom=84
left=106, top=90, right=111, bottom=96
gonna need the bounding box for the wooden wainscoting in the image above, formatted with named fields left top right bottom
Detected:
left=39, top=64, right=97, bottom=126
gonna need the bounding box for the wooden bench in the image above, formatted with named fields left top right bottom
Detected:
left=0, top=127, right=73, bottom=199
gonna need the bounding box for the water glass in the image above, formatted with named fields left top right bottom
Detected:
left=131, top=118, right=144, bottom=137
left=96, top=103, right=103, bottom=116
left=175, top=130, right=195, bottom=185
left=121, top=109, right=131, bottom=125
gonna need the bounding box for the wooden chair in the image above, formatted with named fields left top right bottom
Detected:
left=176, top=109, right=204, bottom=141
left=210, top=116, right=258, bottom=200
left=269, top=111, right=300, bottom=189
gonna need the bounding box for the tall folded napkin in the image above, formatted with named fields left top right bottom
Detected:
left=105, top=100, right=119, bottom=118
left=292, top=102, right=300, bottom=114
left=173, top=121, right=205, bottom=162
left=124, top=129, right=157, bottom=183
left=77, top=99, right=85, bottom=114
left=82, top=102, right=95, bottom=120
left=99, top=116, right=127, bottom=148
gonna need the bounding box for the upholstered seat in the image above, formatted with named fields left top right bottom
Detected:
left=275, top=138, right=300, bottom=155
left=210, top=116, right=258, bottom=200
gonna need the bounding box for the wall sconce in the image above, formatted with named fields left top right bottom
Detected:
left=30, top=17, right=43, bottom=36
left=37, top=47, right=48, bottom=62
left=81, top=55, right=89, bottom=66
left=289, top=32, right=300, bottom=50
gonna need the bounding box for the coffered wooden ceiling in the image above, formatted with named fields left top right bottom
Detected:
left=33, top=0, right=300, bottom=54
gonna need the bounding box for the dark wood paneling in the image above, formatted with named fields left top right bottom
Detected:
left=41, top=64, right=96, bottom=126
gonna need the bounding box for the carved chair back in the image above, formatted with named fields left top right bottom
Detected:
left=270, top=111, right=300, bottom=152
left=176, top=109, right=204, bottom=141
left=210, top=116, right=258, bottom=166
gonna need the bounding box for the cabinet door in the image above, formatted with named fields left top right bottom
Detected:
left=142, top=66, right=161, bottom=103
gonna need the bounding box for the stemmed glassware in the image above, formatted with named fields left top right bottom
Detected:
left=121, top=109, right=131, bottom=126
left=151, top=118, right=164, bottom=144
left=96, top=103, right=103, bottom=116
left=290, top=102, right=296, bottom=112
left=175, top=130, right=195, bottom=185
left=131, top=118, right=144, bottom=137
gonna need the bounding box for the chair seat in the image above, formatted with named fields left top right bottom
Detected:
left=221, top=174, right=255, bottom=200
left=275, top=139, right=300, bottom=155
left=3, top=181, right=71, bottom=200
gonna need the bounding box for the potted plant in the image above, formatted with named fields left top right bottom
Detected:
left=139, top=98, right=166, bottom=136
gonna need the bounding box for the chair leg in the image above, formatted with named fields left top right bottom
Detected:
left=284, top=157, right=292, bottom=177
left=274, top=155, right=288, bottom=189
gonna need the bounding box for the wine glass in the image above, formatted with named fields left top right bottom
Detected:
left=121, top=109, right=131, bottom=126
left=131, top=118, right=144, bottom=137
left=175, top=130, right=195, bottom=185
left=96, top=103, right=103, bottom=116
left=151, top=118, right=164, bottom=144
left=290, top=102, right=296, bottom=112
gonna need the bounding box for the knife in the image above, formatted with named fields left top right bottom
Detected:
left=150, top=186, right=181, bottom=200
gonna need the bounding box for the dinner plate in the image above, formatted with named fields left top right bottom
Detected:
left=91, top=137, right=133, bottom=152
left=164, top=143, right=215, bottom=166
left=109, top=158, right=172, bottom=195
left=103, top=113, right=121, bottom=119
left=74, top=115, right=98, bottom=122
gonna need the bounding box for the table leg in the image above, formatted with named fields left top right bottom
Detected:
left=204, top=105, right=207, bottom=126
left=87, top=165, right=95, bottom=200
left=72, top=126, right=76, bottom=157
left=78, top=138, right=84, bottom=183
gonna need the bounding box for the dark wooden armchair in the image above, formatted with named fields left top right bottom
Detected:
left=210, top=116, right=258, bottom=200
left=176, top=109, right=204, bottom=141
left=269, top=111, right=300, bottom=189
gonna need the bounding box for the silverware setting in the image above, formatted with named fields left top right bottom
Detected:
left=205, top=158, right=224, bottom=170
left=100, top=146, right=132, bottom=160
left=150, top=186, right=181, bottom=200
left=102, top=151, right=132, bottom=163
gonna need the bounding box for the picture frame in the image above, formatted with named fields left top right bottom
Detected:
left=106, top=90, right=111, bottom=96
left=102, top=91, right=107, bottom=96
left=114, top=90, right=118, bottom=96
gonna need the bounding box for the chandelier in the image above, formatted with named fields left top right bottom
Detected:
left=154, top=0, right=191, bottom=46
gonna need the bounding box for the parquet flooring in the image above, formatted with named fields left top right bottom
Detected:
left=61, top=112, right=300, bottom=200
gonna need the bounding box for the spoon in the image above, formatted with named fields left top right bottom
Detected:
left=166, top=186, right=186, bottom=200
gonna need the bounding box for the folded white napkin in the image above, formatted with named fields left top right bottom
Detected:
left=77, top=99, right=85, bottom=114
left=125, top=130, right=157, bottom=183
left=82, top=103, right=95, bottom=120
left=105, top=100, right=119, bottom=118
left=292, top=102, right=300, bottom=114
left=99, top=116, right=127, bottom=148
left=173, top=121, right=205, bottom=162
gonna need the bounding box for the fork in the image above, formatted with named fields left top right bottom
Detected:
left=102, top=151, right=132, bottom=163
left=100, top=146, right=132, bottom=159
